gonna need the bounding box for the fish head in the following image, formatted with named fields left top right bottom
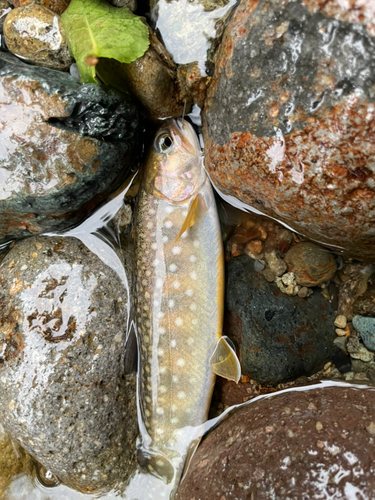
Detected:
left=145, top=119, right=205, bottom=203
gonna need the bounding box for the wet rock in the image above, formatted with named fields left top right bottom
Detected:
left=0, top=236, right=138, bottom=493
left=338, top=264, right=373, bottom=320
left=203, top=0, right=375, bottom=259
left=353, top=315, right=375, bottom=351
left=0, top=53, right=138, bottom=244
left=347, top=332, right=374, bottom=363
left=0, top=1, right=11, bottom=34
left=4, top=4, right=72, bottom=70
left=284, top=242, right=337, bottom=287
left=106, top=0, right=137, bottom=10
left=353, top=284, right=375, bottom=317
left=225, top=255, right=336, bottom=385
left=264, top=249, right=286, bottom=277
left=7, top=0, right=70, bottom=14
left=96, top=27, right=191, bottom=121
left=177, top=384, right=375, bottom=500
left=334, top=314, right=347, bottom=329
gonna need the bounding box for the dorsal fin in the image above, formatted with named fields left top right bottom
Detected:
left=210, top=336, right=241, bottom=383
left=175, top=194, right=207, bottom=242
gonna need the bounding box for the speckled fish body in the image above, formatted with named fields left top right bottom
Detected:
left=134, top=119, right=224, bottom=486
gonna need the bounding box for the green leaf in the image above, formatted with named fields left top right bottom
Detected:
left=61, top=0, right=149, bottom=84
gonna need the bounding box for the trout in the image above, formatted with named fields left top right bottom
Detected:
left=132, top=118, right=240, bottom=493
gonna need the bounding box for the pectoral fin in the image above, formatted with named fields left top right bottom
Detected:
left=175, top=194, right=207, bottom=242
left=210, top=336, right=241, bottom=383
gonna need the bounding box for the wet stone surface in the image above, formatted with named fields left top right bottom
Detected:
left=177, top=384, right=375, bottom=499
left=0, top=236, right=138, bottom=493
left=225, top=255, right=336, bottom=385
left=203, top=0, right=375, bottom=259
left=0, top=53, right=139, bottom=244
left=7, top=0, right=70, bottom=14
left=0, top=1, right=11, bottom=34
left=4, top=4, right=73, bottom=70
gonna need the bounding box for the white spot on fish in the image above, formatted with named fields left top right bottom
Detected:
left=162, top=236, right=169, bottom=243
left=192, top=318, right=197, bottom=325
left=165, top=206, right=174, bottom=214
left=173, top=281, right=180, bottom=289
left=190, top=255, right=197, bottom=263
left=193, top=240, right=200, bottom=247
left=157, top=312, right=164, bottom=319
left=147, top=222, right=153, bottom=229
left=147, top=384, right=152, bottom=391
left=145, top=366, right=150, bottom=373
left=159, top=327, right=166, bottom=334
left=151, top=243, right=158, bottom=250
left=190, top=303, right=197, bottom=311
left=165, top=220, right=173, bottom=228
left=172, top=246, right=182, bottom=255
left=186, top=289, right=193, bottom=297
left=146, top=270, right=151, bottom=277
left=169, top=264, right=177, bottom=273
left=171, top=340, right=177, bottom=348
left=144, top=335, right=150, bottom=343
left=168, top=299, right=175, bottom=308
left=156, top=278, right=163, bottom=288
left=175, top=318, right=183, bottom=326
left=145, top=396, right=151, bottom=403
left=187, top=338, right=194, bottom=345
left=181, top=231, right=188, bottom=239
left=143, top=304, right=149, bottom=311
left=149, top=208, right=156, bottom=215
left=159, top=385, right=167, bottom=393
left=145, top=291, right=150, bottom=299
left=157, top=460, right=165, bottom=467
left=172, top=375, right=178, bottom=383
left=177, top=391, right=186, bottom=399
left=145, top=410, right=151, bottom=417
left=177, top=358, right=185, bottom=367
left=171, top=405, right=177, bottom=412
left=157, top=348, right=164, bottom=356
left=160, top=366, right=167, bottom=374
left=171, top=417, right=179, bottom=424
left=156, top=407, right=164, bottom=415
left=156, top=429, right=164, bottom=436
left=190, top=272, right=197, bottom=280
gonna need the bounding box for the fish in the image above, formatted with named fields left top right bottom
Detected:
left=131, top=118, right=241, bottom=495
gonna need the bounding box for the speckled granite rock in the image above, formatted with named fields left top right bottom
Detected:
left=4, top=4, right=72, bottom=70
left=203, top=0, right=375, bottom=259
left=177, top=383, right=375, bottom=499
left=225, top=255, right=336, bottom=384
left=0, top=53, right=138, bottom=244
left=7, top=0, right=70, bottom=14
left=0, top=236, right=138, bottom=493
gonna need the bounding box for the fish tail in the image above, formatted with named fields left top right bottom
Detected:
left=137, top=447, right=175, bottom=485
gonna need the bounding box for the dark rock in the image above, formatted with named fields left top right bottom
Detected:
left=0, top=236, right=138, bottom=493
left=0, top=53, right=138, bottom=244
left=7, top=0, right=70, bottom=14
left=177, top=383, right=375, bottom=500
left=203, top=0, right=375, bottom=259
left=0, top=1, right=11, bottom=34
left=225, top=255, right=336, bottom=385
left=284, top=242, right=337, bottom=286
left=4, top=4, right=72, bottom=70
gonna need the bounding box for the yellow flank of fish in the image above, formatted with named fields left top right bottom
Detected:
left=134, top=119, right=239, bottom=494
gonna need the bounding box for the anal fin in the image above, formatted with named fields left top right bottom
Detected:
left=210, top=336, right=241, bottom=383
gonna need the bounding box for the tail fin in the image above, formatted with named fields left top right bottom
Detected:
left=137, top=447, right=175, bottom=485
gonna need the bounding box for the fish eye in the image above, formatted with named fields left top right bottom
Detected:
left=156, top=133, right=174, bottom=153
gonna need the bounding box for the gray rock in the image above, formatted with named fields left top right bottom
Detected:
left=106, top=0, right=137, bottom=10
left=353, top=315, right=375, bottom=351
left=347, top=332, right=374, bottom=362
left=225, top=255, right=336, bottom=385
left=0, top=236, right=138, bottom=493
left=0, top=53, right=139, bottom=244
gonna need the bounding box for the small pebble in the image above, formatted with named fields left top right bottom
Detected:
left=265, top=250, right=287, bottom=277
left=334, top=315, right=347, bottom=329
left=261, top=268, right=275, bottom=282
left=366, top=422, right=375, bottom=435
left=254, top=260, right=265, bottom=272
left=336, top=328, right=347, bottom=337
left=344, top=371, right=354, bottom=381
left=246, top=239, right=263, bottom=255
left=281, top=272, right=295, bottom=287
left=298, top=287, right=309, bottom=298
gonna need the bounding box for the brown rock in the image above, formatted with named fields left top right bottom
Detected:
left=284, top=242, right=337, bottom=286
left=177, top=384, right=375, bottom=499
left=7, top=0, right=70, bottom=14
left=338, top=263, right=373, bottom=320
left=4, top=4, right=72, bottom=70
left=245, top=238, right=263, bottom=255
left=203, top=0, right=375, bottom=259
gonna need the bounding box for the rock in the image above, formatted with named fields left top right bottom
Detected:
left=96, top=26, right=191, bottom=121
left=347, top=333, right=374, bottom=363
left=334, top=314, right=347, bottom=329
left=353, top=284, right=375, bottom=317
left=0, top=236, right=138, bottom=493
left=264, top=249, right=286, bottom=277
left=4, top=4, right=72, bottom=70
left=7, top=0, right=70, bottom=14
left=284, top=242, right=337, bottom=287
left=106, top=0, right=137, bottom=10
left=203, top=0, right=375, bottom=259
left=336, top=328, right=347, bottom=337
left=177, top=384, right=375, bottom=500
left=0, top=53, right=139, bottom=244
left=0, top=1, right=11, bottom=34
left=338, top=264, right=373, bottom=320
left=225, top=255, right=336, bottom=385
left=353, top=315, right=375, bottom=351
